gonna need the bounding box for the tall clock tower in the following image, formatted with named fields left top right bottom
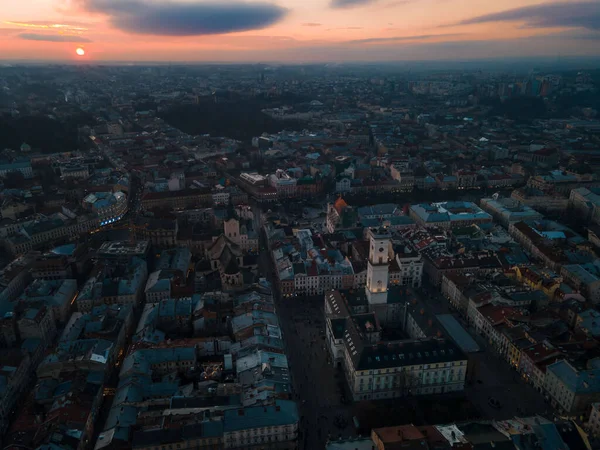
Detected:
left=366, top=228, right=391, bottom=305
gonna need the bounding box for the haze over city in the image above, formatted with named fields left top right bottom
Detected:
left=3, top=0, right=600, bottom=449
left=1, top=0, right=600, bottom=62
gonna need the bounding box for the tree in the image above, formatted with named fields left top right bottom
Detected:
left=2, top=170, right=25, bottom=189
left=39, top=165, right=58, bottom=190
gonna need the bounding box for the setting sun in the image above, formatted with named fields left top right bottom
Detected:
left=76, top=47, right=85, bottom=56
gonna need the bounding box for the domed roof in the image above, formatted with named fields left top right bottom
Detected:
left=333, top=197, right=348, bottom=214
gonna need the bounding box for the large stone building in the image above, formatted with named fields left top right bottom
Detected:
left=132, top=217, right=178, bottom=248
left=409, top=202, right=492, bottom=229
left=392, top=242, right=423, bottom=288
left=561, top=262, right=600, bottom=304
left=589, top=403, right=600, bottom=438
left=508, top=220, right=590, bottom=272
left=223, top=216, right=258, bottom=253
left=140, top=188, right=212, bottom=210
left=569, top=187, right=600, bottom=224
left=324, top=290, right=467, bottom=402
left=544, top=358, right=600, bottom=415
left=342, top=335, right=467, bottom=401
left=222, top=400, right=299, bottom=449
left=480, top=197, right=543, bottom=227
left=511, top=187, right=569, bottom=212
left=324, top=229, right=467, bottom=402
left=82, top=191, right=128, bottom=226
left=0, top=349, right=33, bottom=435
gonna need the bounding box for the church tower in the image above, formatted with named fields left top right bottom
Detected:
left=224, top=217, right=241, bottom=244
left=366, top=228, right=391, bottom=305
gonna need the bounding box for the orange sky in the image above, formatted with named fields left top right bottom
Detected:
left=1, top=0, right=599, bottom=62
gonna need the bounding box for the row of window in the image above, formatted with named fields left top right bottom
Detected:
left=356, top=384, right=457, bottom=400
left=360, top=370, right=462, bottom=384
left=546, top=378, right=574, bottom=409
left=148, top=439, right=220, bottom=450
left=357, top=359, right=464, bottom=377
left=231, top=426, right=294, bottom=436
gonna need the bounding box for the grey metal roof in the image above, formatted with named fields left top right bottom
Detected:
left=436, top=314, right=480, bottom=354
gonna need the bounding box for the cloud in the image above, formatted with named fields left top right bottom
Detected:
left=326, top=26, right=364, bottom=31
left=347, top=33, right=464, bottom=44
left=18, top=32, right=92, bottom=42
left=541, top=28, right=600, bottom=40
left=373, top=0, right=412, bottom=9
left=5, top=20, right=90, bottom=30
left=331, top=0, right=379, bottom=9
left=331, top=0, right=417, bottom=10
left=80, top=0, right=288, bottom=35
left=457, top=1, right=600, bottom=30
left=302, top=23, right=322, bottom=27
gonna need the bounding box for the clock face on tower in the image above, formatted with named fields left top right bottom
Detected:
left=379, top=247, right=384, bottom=252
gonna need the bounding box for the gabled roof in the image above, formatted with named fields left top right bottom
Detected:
left=209, top=234, right=242, bottom=260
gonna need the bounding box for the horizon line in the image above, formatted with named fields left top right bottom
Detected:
left=2, top=55, right=600, bottom=66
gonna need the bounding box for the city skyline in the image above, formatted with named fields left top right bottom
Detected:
left=1, top=0, right=600, bottom=62
left=1, top=25, right=600, bottom=449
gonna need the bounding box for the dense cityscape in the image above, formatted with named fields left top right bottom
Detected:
left=0, top=62, right=599, bottom=450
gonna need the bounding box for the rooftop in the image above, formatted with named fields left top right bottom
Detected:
left=481, top=197, right=543, bottom=222
left=98, top=241, right=150, bottom=258
left=411, top=201, right=492, bottom=225
left=348, top=338, right=467, bottom=371
left=222, top=400, right=298, bottom=432
left=436, top=314, right=480, bottom=353
left=547, top=359, right=600, bottom=394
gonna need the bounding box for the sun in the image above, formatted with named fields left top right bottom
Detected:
left=76, top=48, right=85, bottom=56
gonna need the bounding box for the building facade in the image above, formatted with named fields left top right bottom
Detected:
left=342, top=337, right=468, bottom=401
left=544, top=359, right=600, bottom=415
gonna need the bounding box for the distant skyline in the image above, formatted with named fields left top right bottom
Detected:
left=1, top=0, right=600, bottom=62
